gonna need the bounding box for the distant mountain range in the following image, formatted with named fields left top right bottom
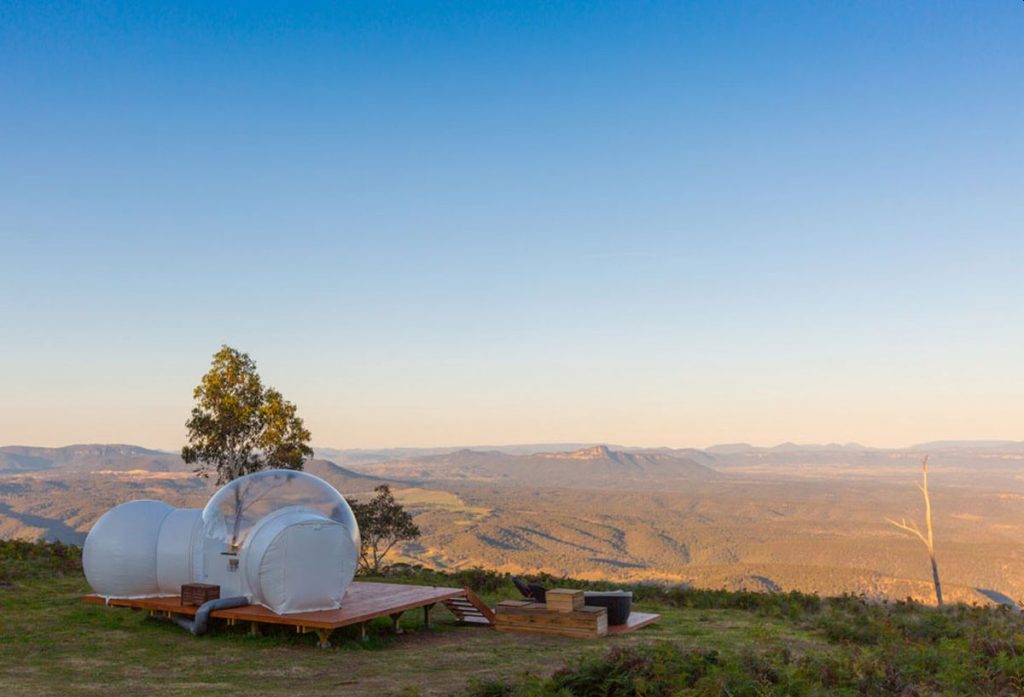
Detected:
left=355, top=444, right=721, bottom=487
left=0, top=444, right=383, bottom=487
left=0, top=443, right=718, bottom=489
left=3, top=440, right=1022, bottom=479
left=708, top=440, right=1024, bottom=454
left=313, top=443, right=606, bottom=466
left=0, top=444, right=184, bottom=474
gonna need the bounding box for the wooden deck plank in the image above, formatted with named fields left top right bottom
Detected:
left=606, top=611, right=661, bottom=636
left=215, top=585, right=468, bottom=629
left=83, top=595, right=201, bottom=616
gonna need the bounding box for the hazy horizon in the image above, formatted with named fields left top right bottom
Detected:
left=2, top=2, right=1021, bottom=449
left=3, top=437, right=1022, bottom=455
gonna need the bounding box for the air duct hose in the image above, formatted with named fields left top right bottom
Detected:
left=172, top=596, right=250, bottom=636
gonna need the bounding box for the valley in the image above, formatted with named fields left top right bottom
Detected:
left=2, top=442, right=1024, bottom=607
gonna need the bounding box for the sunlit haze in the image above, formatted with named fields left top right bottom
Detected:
left=2, top=2, right=1021, bottom=450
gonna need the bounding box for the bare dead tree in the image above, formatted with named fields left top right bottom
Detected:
left=887, top=456, right=942, bottom=607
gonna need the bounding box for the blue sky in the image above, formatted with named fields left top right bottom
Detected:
left=1, top=1, right=1021, bottom=449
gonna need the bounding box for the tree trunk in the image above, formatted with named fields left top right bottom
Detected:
left=921, top=457, right=942, bottom=608
left=930, top=553, right=943, bottom=607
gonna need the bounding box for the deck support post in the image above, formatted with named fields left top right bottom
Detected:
left=389, top=611, right=405, bottom=635
left=359, top=622, right=368, bottom=642
left=424, top=603, right=435, bottom=629
left=249, top=622, right=261, bottom=637
left=316, top=629, right=332, bottom=649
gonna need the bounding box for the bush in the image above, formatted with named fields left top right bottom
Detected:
left=0, top=538, right=82, bottom=583
left=458, top=629, right=1024, bottom=697
left=459, top=644, right=731, bottom=697
left=451, top=567, right=510, bottom=595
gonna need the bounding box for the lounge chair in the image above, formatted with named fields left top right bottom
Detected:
left=511, top=577, right=547, bottom=603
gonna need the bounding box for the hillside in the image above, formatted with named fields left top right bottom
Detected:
left=5, top=543, right=1024, bottom=696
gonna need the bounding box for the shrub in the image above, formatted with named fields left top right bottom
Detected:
left=451, top=567, right=511, bottom=595
left=0, top=538, right=82, bottom=583
left=549, top=643, right=723, bottom=695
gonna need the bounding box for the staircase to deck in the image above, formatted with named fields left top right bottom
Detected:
left=443, top=590, right=495, bottom=626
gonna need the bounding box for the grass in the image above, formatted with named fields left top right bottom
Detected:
left=3, top=543, right=1024, bottom=695
left=391, top=487, right=492, bottom=517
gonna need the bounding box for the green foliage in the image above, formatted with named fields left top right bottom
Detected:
left=551, top=642, right=724, bottom=695
left=181, top=345, right=313, bottom=484
left=657, top=586, right=824, bottom=620
left=450, top=566, right=511, bottom=595
left=0, top=538, right=81, bottom=583
left=460, top=680, right=519, bottom=697
left=459, top=643, right=734, bottom=696
left=373, top=564, right=516, bottom=595
left=459, top=624, right=1024, bottom=697
left=349, top=484, right=421, bottom=574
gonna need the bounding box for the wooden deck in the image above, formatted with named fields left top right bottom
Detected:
left=83, top=581, right=493, bottom=647
left=84, top=582, right=659, bottom=646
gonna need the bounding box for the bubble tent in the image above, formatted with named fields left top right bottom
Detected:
left=84, top=469, right=361, bottom=614
left=81, top=470, right=658, bottom=645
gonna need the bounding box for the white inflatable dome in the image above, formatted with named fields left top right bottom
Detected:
left=83, top=469, right=361, bottom=615
left=84, top=499, right=177, bottom=598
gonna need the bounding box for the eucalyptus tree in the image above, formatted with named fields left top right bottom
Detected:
left=182, top=345, right=313, bottom=486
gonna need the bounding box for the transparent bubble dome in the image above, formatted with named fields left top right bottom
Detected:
left=201, top=469, right=359, bottom=553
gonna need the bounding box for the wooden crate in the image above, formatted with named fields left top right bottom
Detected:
left=181, top=583, right=220, bottom=606
left=495, top=600, right=607, bottom=638
left=546, top=588, right=584, bottom=612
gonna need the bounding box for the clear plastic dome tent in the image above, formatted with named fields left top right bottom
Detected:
left=202, top=469, right=359, bottom=553
left=83, top=469, right=361, bottom=615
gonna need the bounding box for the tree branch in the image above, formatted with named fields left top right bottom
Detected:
left=886, top=517, right=928, bottom=545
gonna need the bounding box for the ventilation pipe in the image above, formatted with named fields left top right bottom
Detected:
left=171, top=596, right=251, bottom=635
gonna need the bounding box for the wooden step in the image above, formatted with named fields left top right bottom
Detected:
left=442, top=590, right=495, bottom=626
left=444, top=600, right=488, bottom=619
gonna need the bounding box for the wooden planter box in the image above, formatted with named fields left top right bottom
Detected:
left=546, top=588, right=585, bottom=612
left=495, top=599, right=607, bottom=638
left=181, top=583, right=220, bottom=606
